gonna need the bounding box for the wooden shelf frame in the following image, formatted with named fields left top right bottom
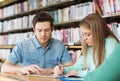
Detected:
left=0, top=0, right=26, bottom=8
left=102, top=14, right=120, bottom=23
left=0, top=44, right=82, bottom=49
left=0, top=45, right=14, bottom=49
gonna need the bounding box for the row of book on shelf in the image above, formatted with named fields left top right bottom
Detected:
left=1, top=0, right=120, bottom=33
left=0, top=27, right=82, bottom=45
left=0, top=23, right=120, bottom=45
left=0, top=49, right=81, bottom=63
left=94, top=0, right=120, bottom=16
left=0, top=49, right=10, bottom=63
left=0, top=0, right=71, bottom=19
left=0, top=15, right=34, bottom=32
left=0, top=1, right=93, bottom=32
left=0, top=0, right=120, bottom=20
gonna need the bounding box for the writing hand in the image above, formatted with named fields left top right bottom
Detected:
left=54, top=65, right=64, bottom=76
left=64, top=70, right=78, bottom=76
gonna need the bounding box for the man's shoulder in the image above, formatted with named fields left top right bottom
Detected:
left=51, top=38, right=64, bottom=45
left=16, top=37, right=34, bottom=47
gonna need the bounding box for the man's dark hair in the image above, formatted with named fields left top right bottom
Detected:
left=32, top=11, right=54, bottom=28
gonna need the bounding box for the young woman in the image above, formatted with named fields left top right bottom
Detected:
left=84, top=43, right=120, bottom=81
left=54, top=13, right=119, bottom=77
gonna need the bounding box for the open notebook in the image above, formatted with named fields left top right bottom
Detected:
left=26, top=74, right=57, bottom=78
left=0, top=76, right=26, bottom=81
left=27, top=74, right=84, bottom=81
left=57, top=76, right=84, bottom=81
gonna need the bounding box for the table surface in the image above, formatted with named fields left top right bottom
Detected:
left=0, top=73, right=61, bottom=81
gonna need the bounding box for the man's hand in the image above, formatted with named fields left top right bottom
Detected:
left=19, top=65, right=44, bottom=75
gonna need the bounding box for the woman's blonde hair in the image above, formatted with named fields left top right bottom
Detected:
left=79, top=13, right=119, bottom=68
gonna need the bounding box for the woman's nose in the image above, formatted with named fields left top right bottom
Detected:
left=83, top=35, right=87, bottom=40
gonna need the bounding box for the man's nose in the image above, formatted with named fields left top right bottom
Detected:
left=41, top=31, right=45, bottom=36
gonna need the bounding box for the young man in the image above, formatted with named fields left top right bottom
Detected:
left=1, top=11, right=73, bottom=75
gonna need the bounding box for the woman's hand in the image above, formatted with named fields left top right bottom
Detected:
left=64, top=70, right=78, bottom=76
left=54, top=65, right=64, bottom=76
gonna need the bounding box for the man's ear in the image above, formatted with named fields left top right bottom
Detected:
left=33, top=27, right=35, bottom=32
left=51, top=26, right=54, bottom=31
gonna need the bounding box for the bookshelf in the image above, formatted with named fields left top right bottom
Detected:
left=0, top=45, right=82, bottom=49
left=0, top=0, right=93, bottom=47
left=0, top=0, right=26, bottom=8
left=0, top=45, right=14, bottom=49
left=0, top=20, right=81, bottom=35
left=0, top=0, right=90, bottom=21
left=0, top=0, right=87, bottom=63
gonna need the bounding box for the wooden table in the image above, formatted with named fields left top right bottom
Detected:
left=0, top=73, right=61, bottom=81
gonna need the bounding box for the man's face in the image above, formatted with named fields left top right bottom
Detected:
left=34, top=21, right=52, bottom=45
left=80, top=26, right=93, bottom=46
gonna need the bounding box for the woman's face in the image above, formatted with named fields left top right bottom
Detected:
left=80, top=26, right=93, bottom=46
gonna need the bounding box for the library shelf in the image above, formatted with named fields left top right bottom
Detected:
left=1, top=13, right=120, bottom=35
left=0, top=45, right=82, bottom=49
left=0, top=0, right=91, bottom=21
left=102, top=13, right=120, bottom=18
left=0, top=0, right=90, bottom=50
left=69, top=46, right=82, bottom=49
left=0, top=27, right=33, bottom=35
left=102, top=14, right=120, bottom=23
left=0, top=0, right=119, bottom=49
left=0, top=0, right=26, bottom=8
left=0, top=20, right=82, bottom=35
left=0, top=45, right=14, bottom=49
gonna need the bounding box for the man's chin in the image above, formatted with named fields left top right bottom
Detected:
left=40, top=41, right=47, bottom=44
left=40, top=40, right=48, bottom=44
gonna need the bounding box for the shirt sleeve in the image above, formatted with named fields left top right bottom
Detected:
left=64, top=56, right=84, bottom=74
left=105, top=37, right=118, bottom=59
left=84, top=43, right=120, bottom=81
left=6, top=42, right=23, bottom=65
left=61, top=46, right=72, bottom=64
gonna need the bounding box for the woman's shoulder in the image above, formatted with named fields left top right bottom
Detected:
left=105, top=36, right=118, bottom=43
left=105, top=36, right=119, bottom=48
left=104, top=36, right=119, bottom=59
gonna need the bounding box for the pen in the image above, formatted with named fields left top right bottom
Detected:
left=56, top=58, right=64, bottom=76
left=57, top=58, right=63, bottom=66
left=67, top=75, right=82, bottom=78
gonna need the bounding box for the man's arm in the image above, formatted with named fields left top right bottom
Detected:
left=1, top=60, right=46, bottom=75
left=64, top=61, right=74, bottom=67
left=1, top=60, right=22, bottom=74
